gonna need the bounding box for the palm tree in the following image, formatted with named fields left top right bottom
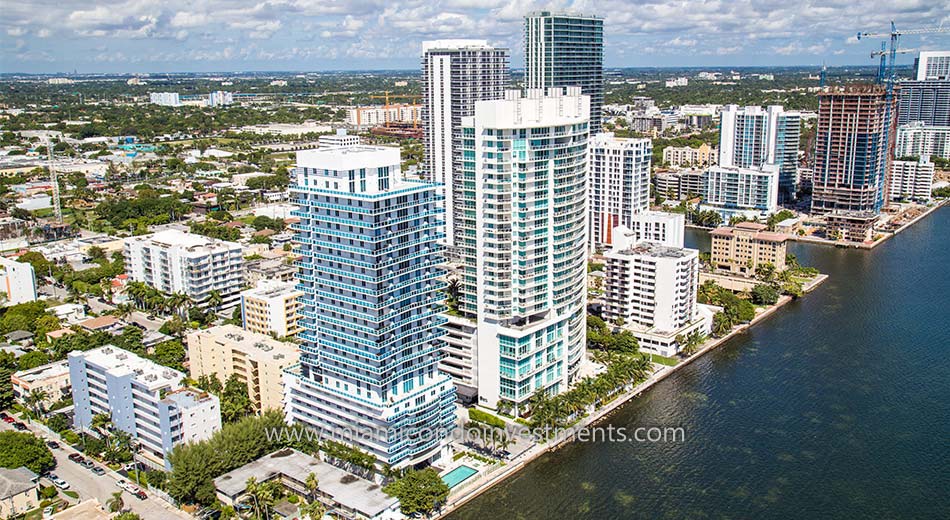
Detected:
left=91, top=412, right=112, bottom=434
left=113, top=303, right=134, bottom=321
left=299, top=500, right=325, bottom=520
left=24, top=389, right=49, bottom=418
left=107, top=491, right=124, bottom=512
left=305, top=472, right=319, bottom=500
left=204, top=290, right=223, bottom=312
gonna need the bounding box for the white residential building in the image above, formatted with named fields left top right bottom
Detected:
left=69, top=346, right=221, bottom=469
left=623, top=211, right=685, bottom=248
left=318, top=129, right=360, bottom=148
left=458, top=88, right=589, bottom=413
left=702, top=164, right=780, bottom=220
left=422, top=40, right=509, bottom=249
left=889, top=157, right=935, bottom=202
left=208, top=91, right=234, bottom=107
left=345, top=105, right=421, bottom=127
left=719, top=105, right=801, bottom=202
left=123, top=229, right=244, bottom=308
left=149, top=92, right=181, bottom=107
left=588, top=133, right=652, bottom=252
left=915, top=51, right=950, bottom=80
left=896, top=122, right=950, bottom=160
left=0, top=257, right=36, bottom=305
left=603, top=237, right=710, bottom=357
left=240, top=280, right=302, bottom=338
left=666, top=77, right=689, bottom=88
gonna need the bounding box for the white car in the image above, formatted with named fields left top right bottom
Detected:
left=48, top=474, right=69, bottom=489
left=43, top=505, right=54, bottom=517
left=116, top=480, right=139, bottom=493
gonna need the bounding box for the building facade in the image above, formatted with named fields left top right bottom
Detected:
left=525, top=12, right=604, bottom=132
left=622, top=211, right=685, bottom=248
left=68, top=346, right=221, bottom=469
left=718, top=105, right=801, bottom=203
left=240, top=280, right=303, bottom=338
left=825, top=211, right=878, bottom=242
left=653, top=169, right=705, bottom=201
left=896, top=80, right=950, bottom=126
left=0, top=256, right=36, bottom=305
left=11, top=360, right=71, bottom=409
left=458, top=88, right=589, bottom=413
left=421, top=40, right=509, bottom=249
left=662, top=143, right=718, bottom=167
left=123, top=229, right=244, bottom=308
left=709, top=222, right=788, bottom=276
left=888, top=157, right=935, bottom=202
left=149, top=92, right=181, bottom=106
left=187, top=324, right=300, bottom=413
left=588, top=133, right=652, bottom=251
left=896, top=122, right=950, bottom=160
left=285, top=145, right=456, bottom=467
left=701, top=164, right=780, bottom=219
left=812, top=86, right=896, bottom=215
left=915, top=51, right=950, bottom=80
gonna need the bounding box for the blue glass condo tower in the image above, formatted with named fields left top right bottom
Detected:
left=284, top=145, right=456, bottom=468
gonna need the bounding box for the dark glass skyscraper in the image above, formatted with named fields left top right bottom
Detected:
left=524, top=11, right=604, bottom=133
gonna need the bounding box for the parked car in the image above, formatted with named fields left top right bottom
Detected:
left=43, top=505, right=54, bottom=517
left=91, top=466, right=105, bottom=476
left=45, top=441, right=60, bottom=449
left=116, top=480, right=137, bottom=493
left=3, top=416, right=16, bottom=423
left=68, top=453, right=85, bottom=463
left=134, top=490, right=148, bottom=500
left=80, top=459, right=95, bottom=469
left=12, top=422, right=27, bottom=431
left=48, top=475, right=69, bottom=489
left=0, top=412, right=9, bottom=420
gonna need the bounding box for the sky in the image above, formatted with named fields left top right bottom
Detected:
left=1, top=0, right=949, bottom=74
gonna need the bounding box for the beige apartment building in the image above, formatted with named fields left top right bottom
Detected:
left=0, top=467, right=38, bottom=518
left=187, top=324, right=300, bottom=412
left=710, top=222, right=788, bottom=276
left=662, top=143, right=718, bottom=167
left=240, top=280, right=303, bottom=338
left=11, top=360, right=71, bottom=409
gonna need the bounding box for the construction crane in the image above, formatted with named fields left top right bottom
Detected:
left=857, top=22, right=950, bottom=92
left=368, top=91, right=422, bottom=128
left=871, top=46, right=916, bottom=84
left=43, top=137, right=63, bottom=223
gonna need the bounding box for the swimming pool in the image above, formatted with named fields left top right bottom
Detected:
left=442, top=465, right=478, bottom=489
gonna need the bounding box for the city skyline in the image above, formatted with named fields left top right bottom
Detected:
left=2, top=0, right=948, bottom=74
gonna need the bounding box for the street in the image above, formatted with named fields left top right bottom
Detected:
left=0, top=419, right=190, bottom=519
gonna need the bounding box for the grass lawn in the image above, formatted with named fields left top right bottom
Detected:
left=648, top=354, right=679, bottom=367
left=63, top=490, right=79, bottom=499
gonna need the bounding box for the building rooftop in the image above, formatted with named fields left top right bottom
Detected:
left=711, top=223, right=789, bottom=243
left=13, top=359, right=69, bottom=382
left=78, top=315, right=121, bottom=331
left=214, top=449, right=397, bottom=518
left=50, top=500, right=110, bottom=520
left=0, top=467, right=38, bottom=499
left=69, top=345, right=184, bottom=391
left=242, top=280, right=302, bottom=300
left=161, top=388, right=217, bottom=410
left=190, top=324, right=298, bottom=363
left=296, top=145, right=400, bottom=172
left=616, top=241, right=696, bottom=259
left=131, top=229, right=240, bottom=250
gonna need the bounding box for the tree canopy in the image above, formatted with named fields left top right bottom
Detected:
left=0, top=431, right=56, bottom=474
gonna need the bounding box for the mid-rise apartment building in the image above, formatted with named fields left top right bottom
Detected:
left=240, top=280, right=302, bottom=338
left=709, top=222, right=788, bottom=276
left=896, top=122, right=950, bottom=160
left=812, top=86, right=896, bottom=215
left=915, top=51, right=950, bottom=80
left=149, top=92, right=181, bottom=107
left=662, top=143, right=718, bottom=167
left=888, top=157, right=935, bottom=202
left=187, top=324, right=300, bottom=413
left=421, top=40, right=509, bottom=249
left=718, top=105, right=801, bottom=203
left=653, top=169, right=705, bottom=200
left=69, top=346, right=221, bottom=469
left=603, top=235, right=709, bottom=357
left=124, top=229, right=244, bottom=308
left=525, top=12, right=604, bottom=132
left=825, top=211, right=878, bottom=242
left=622, top=211, right=685, bottom=248
left=285, top=145, right=456, bottom=467
left=458, top=88, right=589, bottom=414
left=588, top=133, right=652, bottom=251
left=701, top=164, right=780, bottom=219
left=0, top=256, right=36, bottom=305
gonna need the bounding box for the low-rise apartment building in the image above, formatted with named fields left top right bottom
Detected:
left=662, top=143, right=718, bottom=167
left=0, top=256, right=36, bottom=305
left=11, top=360, right=71, bottom=409
left=825, top=211, right=878, bottom=243
left=240, top=280, right=303, bottom=338
left=710, top=222, right=788, bottom=276
left=0, top=467, right=38, bottom=519
left=889, top=157, right=935, bottom=202
left=187, top=324, right=300, bottom=412
left=68, top=346, right=221, bottom=469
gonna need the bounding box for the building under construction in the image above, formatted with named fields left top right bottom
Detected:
left=811, top=85, right=897, bottom=215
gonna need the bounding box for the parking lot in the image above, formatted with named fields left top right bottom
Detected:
left=0, top=418, right=190, bottom=519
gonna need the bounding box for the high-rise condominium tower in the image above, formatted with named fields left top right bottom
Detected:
left=811, top=86, right=896, bottom=215
left=525, top=12, right=604, bottom=133
left=421, top=40, right=509, bottom=249
left=588, top=133, right=652, bottom=252
left=458, top=87, right=589, bottom=414
left=718, top=105, right=801, bottom=203
left=284, top=145, right=456, bottom=467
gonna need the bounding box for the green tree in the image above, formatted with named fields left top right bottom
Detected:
left=220, top=373, right=253, bottom=423
left=107, top=491, right=125, bottom=512
left=751, top=284, right=780, bottom=305
left=383, top=468, right=450, bottom=516
left=0, top=431, right=56, bottom=473
left=17, top=350, right=50, bottom=371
